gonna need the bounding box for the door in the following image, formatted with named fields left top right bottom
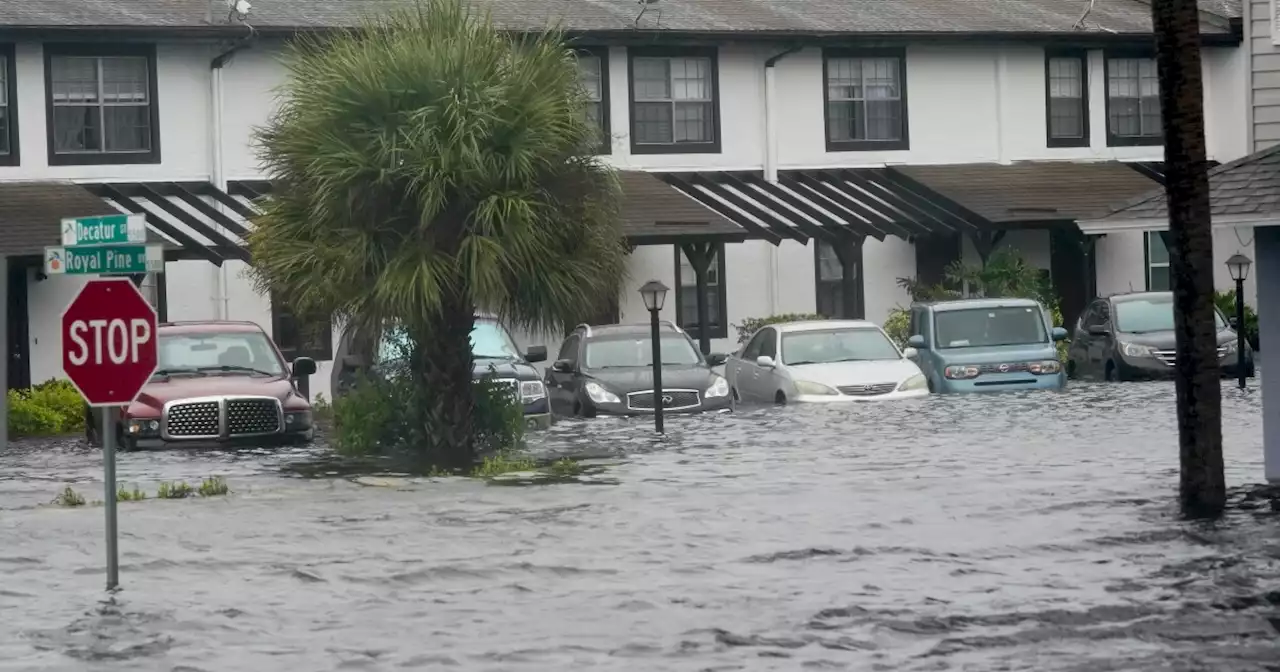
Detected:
left=754, top=328, right=781, bottom=400
left=7, top=264, right=30, bottom=390
left=733, top=329, right=770, bottom=401
left=545, top=334, right=580, bottom=415
left=908, top=307, right=936, bottom=388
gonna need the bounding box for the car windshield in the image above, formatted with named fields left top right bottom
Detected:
left=934, top=306, right=1048, bottom=349
left=156, top=331, right=285, bottom=376
left=781, top=328, right=901, bottom=365
left=376, top=320, right=522, bottom=364
left=583, top=335, right=702, bottom=369
left=1114, top=297, right=1226, bottom=333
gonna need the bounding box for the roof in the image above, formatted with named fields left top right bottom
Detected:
left=578, top=322, right=683, bottom=338
left=772, top=320, right=879, bottom=333
left=159, top=320, right=269, bottom=334
left=0, top=0, right=1240, bottom=37
left=920, top=297, right=1044, bottom=311
left=616, top=171, right=745, bottom=244
left=0, top=182, right=119, bottom=256
left=1080, top=144, right=1280, bottom=226
left=892, top=161, right=1162, bottom=223
left=1108, top=291, right=1173, bottom=302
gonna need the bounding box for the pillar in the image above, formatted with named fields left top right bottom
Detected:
left=1257, top=226, right=1280, bottom=483
left=0, top=254, right=8, bottom=450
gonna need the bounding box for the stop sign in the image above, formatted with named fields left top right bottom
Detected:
left=62, top=278, right=159, bottom=407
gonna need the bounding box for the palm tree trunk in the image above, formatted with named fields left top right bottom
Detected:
left=1152, top=0, right=1225, bottom=515
left=410, top=295, right=477, bottom=468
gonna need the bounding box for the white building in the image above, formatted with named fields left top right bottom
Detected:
left=0, top=0, right=1254, bottom=402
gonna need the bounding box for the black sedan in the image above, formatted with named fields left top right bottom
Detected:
left=1067, top=291, right=1255, bottom=382
left=544, top=322, right=733, bottom=417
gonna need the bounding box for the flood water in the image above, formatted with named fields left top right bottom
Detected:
left=1, top=378, right=1278, bottom=671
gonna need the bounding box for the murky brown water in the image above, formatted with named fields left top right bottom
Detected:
left=1, top=378, right=1277, bottom=671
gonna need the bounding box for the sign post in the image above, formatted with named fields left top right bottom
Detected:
left=61, top=276, right=160, bottom=590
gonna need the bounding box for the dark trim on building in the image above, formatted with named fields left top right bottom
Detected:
left=575, top=45, right=611, bottom=155
left=43, top=42, right=162, bottom=166
left=821, top=47, right=910, bottom=152
left=627, top=46, right=722, bottom=155
left=813, top=235, right=866, bottom=320
left=1102, top=47, right=1162, bottom=148
left=80, top=181, right=255, bottom=265
left=1043, top=48, right=1090, bottom=148
left=673, top=242, right=729, bottom=341
left=0, top=43, right=19, bottom=166
left=1122, top=159, right=1220, bottom=186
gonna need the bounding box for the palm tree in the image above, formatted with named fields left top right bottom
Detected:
left=1151, top=0, right=1225, bottom=514
left=247, top=0, right=628, bottom=466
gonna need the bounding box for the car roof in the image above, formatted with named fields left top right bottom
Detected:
left=1107, top=291, right=1172, bottom=303
left=576, top=322, right=683, bottom=338
left=919, top=298, right=1042, bottom=312
left=159, top=320, right=267, bottom=334
left=769, top=320, right=881, bottom=333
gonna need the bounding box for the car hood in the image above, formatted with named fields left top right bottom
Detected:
left=1116, top=329, right=1237, bottom=349
left=787, top=359, right=922, bottom=386
left=472, top=358, right=539, bottom=381
left=132, top=374, right=302, bottom=412
left=585, top=366, right=718, bottom=393
left=934, top=344, right=1057, bottom=365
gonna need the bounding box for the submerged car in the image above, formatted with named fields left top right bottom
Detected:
left=1067, top=291, right=1255, bottom=381
left=906, top=298, right=1069, bottom=394
left=86, top=321, right=318, bottom=450
left=332, top=315, right=552, bottom=429
left=726, top=320, right=928, bottom=403
left=544, top=322, right=732, bottom=417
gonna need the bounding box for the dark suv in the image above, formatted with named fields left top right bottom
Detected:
left=544, top=322, right=733, bottom=417
left=1067, top=291, right=1255, bottom=382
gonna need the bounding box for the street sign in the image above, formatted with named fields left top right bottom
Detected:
left=61, top=214, right=147, bottom=246
left=61, top=278, right=159, bottom=407
left=44, top=244, right=164, bottom=276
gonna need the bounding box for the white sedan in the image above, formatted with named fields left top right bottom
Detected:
left=725, top=320, right=929, bottom=403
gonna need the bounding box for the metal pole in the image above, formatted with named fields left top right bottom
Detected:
left=102, top=405, right=119, bottom=590
left=649, top=308, right=664, bottom=434
left=1236, top=278, right=1247, bottom=389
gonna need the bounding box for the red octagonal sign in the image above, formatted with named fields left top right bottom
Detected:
left=62, top=278, right=159, bottom=407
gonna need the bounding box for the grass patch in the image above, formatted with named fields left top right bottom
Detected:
left=546, top=458, right=584, bottom=478
left=116, top=483, right=147, bottom=501
left=472, top=452, right=538, bottom=478
left=198, top=476, right=230, bottom=497
left=54, top=486, right=86, bottom=507
left=156, top=481, right=194, bottom=499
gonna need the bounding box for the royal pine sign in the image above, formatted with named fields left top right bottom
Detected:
left=61, top=279, right=159, bottom=407
left=44, top=244, right=164, bottom=276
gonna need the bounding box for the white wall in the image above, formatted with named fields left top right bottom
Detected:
left=1094, top=226, right=1259, bottom=307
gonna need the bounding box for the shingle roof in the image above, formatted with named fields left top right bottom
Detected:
left=617, top=171, right=744, bottom=243
left=0, top=0, right=1240, bottom=36
left=0, top=183, right=118, bottom=257
left=1083, top=145, right=1280, bottom=223
left=891, top=161, right=1162, bottom=223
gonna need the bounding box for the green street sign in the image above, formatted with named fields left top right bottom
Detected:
left=61, top=214, right=147, bottom=247
left=44, top=244, right=164, bottom=276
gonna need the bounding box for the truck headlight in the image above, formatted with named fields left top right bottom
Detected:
left=520, top=380, right=546, bottom=402
left=705, top=376, right=730, bottom=398
left=584, top=381, right=620, bottom=404
left=794, top=380, right=838, bottom=396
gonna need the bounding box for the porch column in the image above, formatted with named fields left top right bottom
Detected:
left=0, top=254, right=7, bottom=449
left=680, top=242, right=713, bottom=355
left=1258, top=226, right=1280, bottom=483
left=832, top=235, right=865, bottom=319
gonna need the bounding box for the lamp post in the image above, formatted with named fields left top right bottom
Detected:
left=1226, top=253, right=1252, bottom=389
left=639, top=280, right=669, bottom=433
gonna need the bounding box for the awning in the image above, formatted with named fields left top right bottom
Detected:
left=656, top=169, right=991, bottom=244
left=1078, top=146, right=1280, bottom=234
left=83, top=182, right=254, bottom=266
left=232, top=171, right=751, bottom=246
left=891, top=161, right=1162, bottom=227
left=0, top=182, right=121, bottom=257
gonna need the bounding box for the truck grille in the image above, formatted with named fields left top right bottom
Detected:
left=165, top=401, right=220, bottom=437
left=627, top=390, right=700, bottom=410
left=163, top=396, right=283, bottom=440
left=1153, top=348, right=1227, bottom=366
left=837, top=382, right=898, bottom=396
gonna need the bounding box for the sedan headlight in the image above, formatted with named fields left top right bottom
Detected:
left=1028, top=360, right=1061, bottom=375
left=1121, top=342, right=1156, bottom=357
left=897, top=373, right=927, bottom=391
left=1221, top=340, right=1238, bottom=354
left=584, top=381, right=620, bottom=404
left=705, top=375, right=730, bottom=398
left=519, top=380, right=546, bottom=402
left=794, top=380, right=838, bottom=396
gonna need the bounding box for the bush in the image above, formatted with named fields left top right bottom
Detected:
left=733, top=314, right=827, bottom=345
left=1215, top=290, right=1260, bottom=351
left=8, top=379, right=86, bottom=438
left=883, top=307, right=910, bottom=347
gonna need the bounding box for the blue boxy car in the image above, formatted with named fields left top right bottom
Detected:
left=906, top=298, right=1069, bottom=394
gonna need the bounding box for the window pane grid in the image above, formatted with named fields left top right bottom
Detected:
left=577, top=53, right=607, bottom=148
left=677, top=248, right=722, bottom=332
left=1047, top=57, right=1084, bottom=140
left=50, top=55, right=151, bottom=154
left=1107, top=58, right=1161, bottom=139
left=826, top=56, right=902, bottom=144
left=1147, top=233, right=1170, bottom=291
left=633, top=56, right=713, bottom=145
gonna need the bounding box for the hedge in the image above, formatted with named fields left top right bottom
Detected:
left=8, top=379, right=86, bottom=438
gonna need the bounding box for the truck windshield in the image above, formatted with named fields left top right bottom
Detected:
left=157, top=332, right=285, bottom=376
left=376, top=320, right=522, bottom=364
left=934, top=306, right=1048, bottom=349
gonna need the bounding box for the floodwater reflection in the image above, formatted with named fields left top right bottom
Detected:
left=1, top=378, right=1277, bottom=671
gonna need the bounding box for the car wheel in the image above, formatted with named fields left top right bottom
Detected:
left=774, top=391, right=787, bottom=405
left=116, top=424, right=138, bottom=452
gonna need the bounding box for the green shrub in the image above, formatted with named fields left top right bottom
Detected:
left=30, top=380, right=87, bottom=431
left=8, top=379, right=86, bottom=438
left=1215, top=290, right=1260, bottom=351
left=883, top=307, right=910, bottom=347
left=733, top=314, right=827, bottom=345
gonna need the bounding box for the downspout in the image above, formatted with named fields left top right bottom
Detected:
left=764, top=46, right=801, bottom=315
left=994, top=48, right=1008, bottom=163
left=210, top=36, right=254, bottom=320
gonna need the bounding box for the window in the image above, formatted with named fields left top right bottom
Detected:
left=673, top=244, right=728, bottom=339
left=576, top=48, right=610, bottom=154
left=813, top=239, right=863, bottom=318
left=780, top=327, right=901, bottom=365
left=741, top=328, right=772, bottom=360
left=1105, top=53, right=1161, bottom=146
left=45, top=44, right=160, bottom=165
left=934, top=307, right=1049, bottom=349
left=628, top=47, right=720, bottom=154
left=823, top=48, right=908, bottom=151
left=0, top=44, right=16, bottom=165
left=271, top=295, right=333, bottom=362
left=555, top=335, right=580, bottom=366
left=1045, top=50, right=1088, bottom=147
left=1114, top=295, right=1227, bottom=332
left=157, top=331, right=287, bottom=377
left=583, top=335, right=702, bottom=369
left=1144, top=231, right=1170, bottom=291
